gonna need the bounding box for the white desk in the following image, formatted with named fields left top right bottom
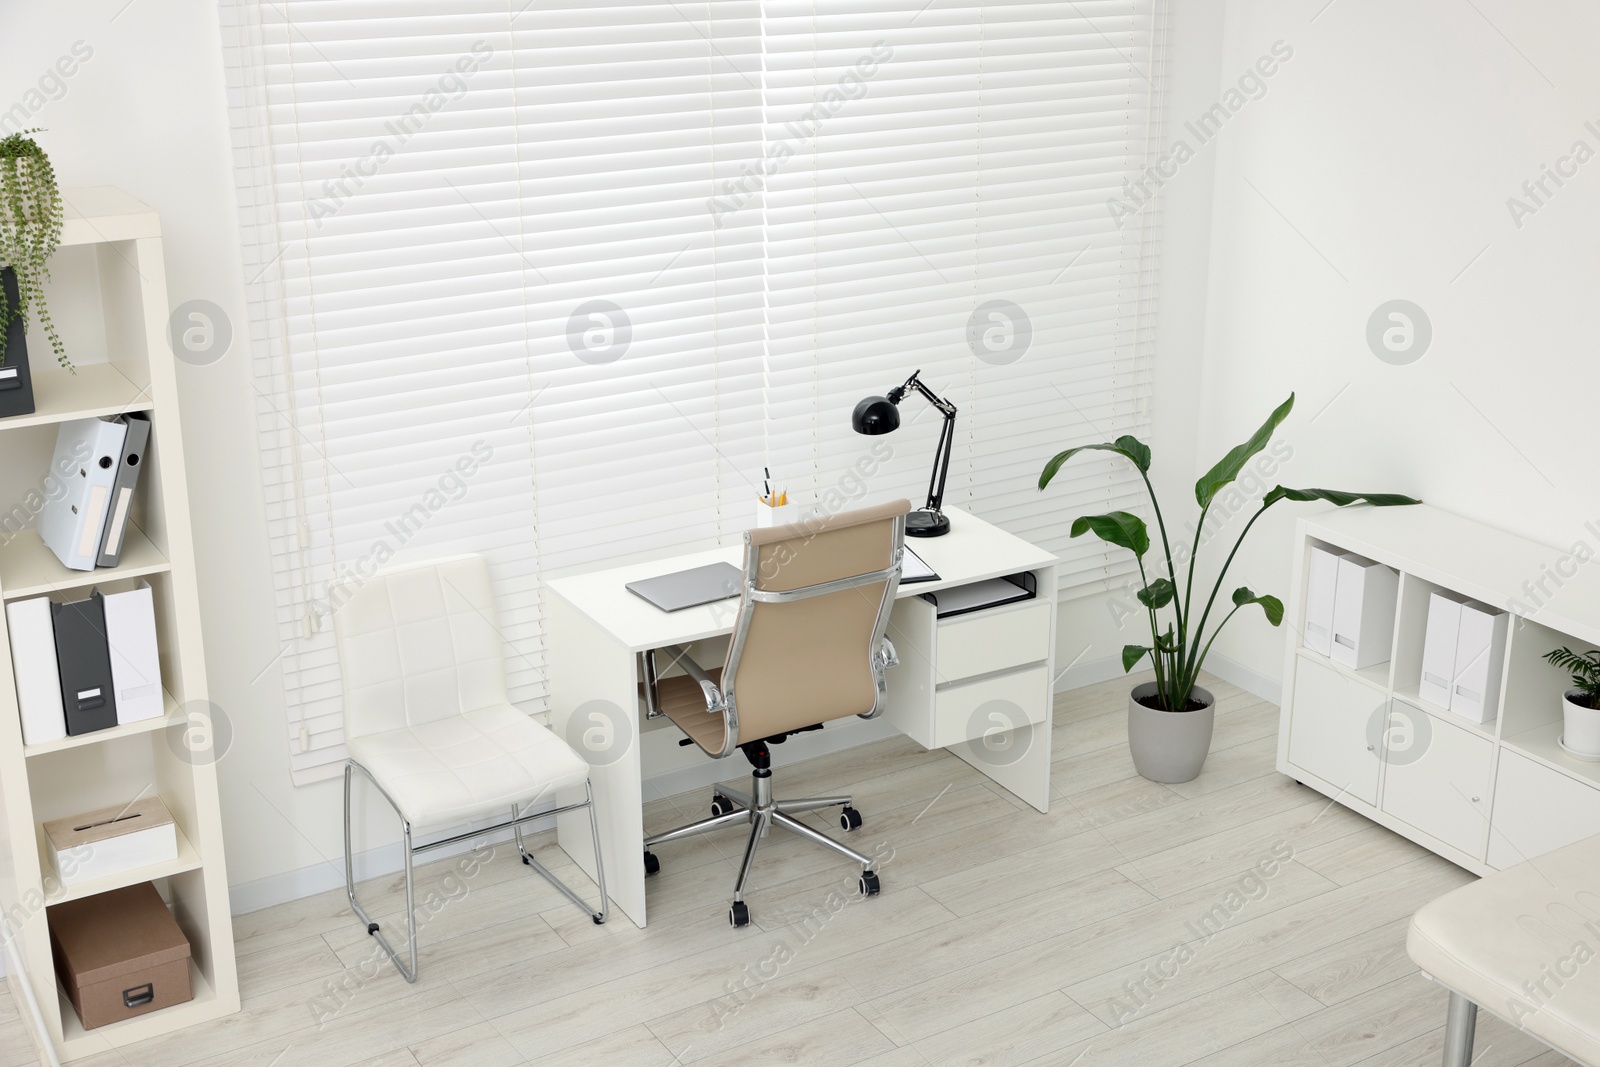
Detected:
left=544, top=506, right=1057, bottom=926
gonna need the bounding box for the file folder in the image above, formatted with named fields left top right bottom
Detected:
left=1330, top=553, right=1398, bottom=671
left=1302, top=545, right=1340, bottom=656
left=1418, top=590, right=1468, bottom=709
left=96, top=413, right=151, bottom=568
left=38, top=418, right=129, bottom=572
left=1450, top=601, right=1507, bottom=724
left=52, top=591, right=119, bottom=736
left=6, top=596, right=66, bottom=745
left=101, top=580, right=164, bottom=724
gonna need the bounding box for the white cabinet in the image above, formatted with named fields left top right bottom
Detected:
left=1286, top=654, right=1384, bottom=807
left=1487, top=749, right=1600, bottom=868
left=1379, top=700, right=1492, bottom=858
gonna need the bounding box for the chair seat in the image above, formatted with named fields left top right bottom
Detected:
left=346, top=703, right=590, bottom=830
left=1407, top=833, right=1600, bottom=1065
left=657, top=669, right=728, bottom=754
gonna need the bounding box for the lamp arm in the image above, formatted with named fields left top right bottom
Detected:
left=894, top=370, right=958, bottom=419
left=890, top=370, right=958, bottom=513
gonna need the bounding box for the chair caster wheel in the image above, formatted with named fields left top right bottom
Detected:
left=729, top=901, right=750, bottom=927
left=644, top=850, right=660, bottom=875
left=859, top=871, right=880, bottom=897
left=711, top=794, right=736, bottom=817
left=366, top=922, right=380, bottom=935
left=839, top=806, right=863, bottom=831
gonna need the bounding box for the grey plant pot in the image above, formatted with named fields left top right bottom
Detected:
left=1128, top=682, right=1216, bottom=784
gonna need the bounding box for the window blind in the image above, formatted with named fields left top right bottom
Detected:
left=222, top=0, right=1166, bottom=785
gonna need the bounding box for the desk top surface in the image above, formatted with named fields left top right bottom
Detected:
left=545, top=506, right=1058, bottom=652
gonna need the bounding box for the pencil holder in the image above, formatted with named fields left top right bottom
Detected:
left=755, top=501, right=798, bottom=528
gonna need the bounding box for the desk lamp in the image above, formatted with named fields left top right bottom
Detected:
left=850, top=369, right=956, bottom=537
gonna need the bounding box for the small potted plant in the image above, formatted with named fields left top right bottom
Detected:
left=1543, top=647, right=1600, bottom=761
left=0, top=129, right=69, bottom=416
left=1039, top=394, right=1421, bottom=783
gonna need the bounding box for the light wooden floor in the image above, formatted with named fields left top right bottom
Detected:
left=0, top=672, right=1579, bottom=1067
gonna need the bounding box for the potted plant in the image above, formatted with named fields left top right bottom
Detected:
left=1543, top=647, right=1600, bottom=761
left=0, top=129, right=69, bottom=416
left=1039, top=394, right=1421, bottom=783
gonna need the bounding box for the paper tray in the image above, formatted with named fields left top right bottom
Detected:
left=921, top=571, right=1036, bottom=618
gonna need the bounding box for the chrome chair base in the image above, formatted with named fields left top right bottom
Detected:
left=343, top=760, right=608, bottom=983
left=642, top=766, right=878, bottom=926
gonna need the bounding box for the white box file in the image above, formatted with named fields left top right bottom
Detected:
left=1450, top=601, right=1508, bottom=724
left=1303, top=545, right=1341, bottom=656
left=1330, top=553, right=1399, bottom=671
left=1419, top=590, right=1469, bottom=709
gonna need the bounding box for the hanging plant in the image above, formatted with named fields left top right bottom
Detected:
left=0, top=130, right=69, bottom=371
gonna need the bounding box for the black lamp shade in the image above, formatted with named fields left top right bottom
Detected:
left=851, top=395, right=900, bottom=435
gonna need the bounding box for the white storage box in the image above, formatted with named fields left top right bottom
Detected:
left=1302, top=545, right=1341, bottom=656
left=1418, top=590, right=1469, bottom=709
left=1330, top=553, right=1399, bottom=671
left=1449, top=600, right=1507, bottom=724
left=44, top=796, right=178, bottom=888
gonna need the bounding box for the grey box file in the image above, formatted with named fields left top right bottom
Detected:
left=96, top=413, right=151, bottom=567
left=53, top=591, right=119, bottom=735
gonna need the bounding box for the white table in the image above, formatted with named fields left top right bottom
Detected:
left=544, top=506, right=1057, bottom=926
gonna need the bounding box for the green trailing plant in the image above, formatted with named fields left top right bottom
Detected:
left=1544, top=647, right=1600, bottom=710
left=1039, top=393, right=1422, bottom=712
left=0, top=130, right=68, bottom=370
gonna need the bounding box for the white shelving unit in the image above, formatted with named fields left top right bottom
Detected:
left=0, top=188, right=238, bottom=1062
left=1277, top=504, right=1600, bottom=877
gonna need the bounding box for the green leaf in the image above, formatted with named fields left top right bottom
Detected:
left=1122, top=645, right=1152, bottom=672
left=1154, top=624, right=1180, bottom=654
left=1137, top=578, right=1176, bottom=610
left=1231, top=586, right=1285, bottom=626
left=1039, top=435, right=1151, bottom=489
left=1262, top=486, right=1422, bottom=508
left=1195, top=394, right=1295, bottom=508
left=1070, top=512, right=1149, bottom=558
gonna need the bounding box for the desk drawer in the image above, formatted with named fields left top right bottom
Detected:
left=935, top=600, right=1051, bottom=683
left=930, top=663, right=1050, bottom=750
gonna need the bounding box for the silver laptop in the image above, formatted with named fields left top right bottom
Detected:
left=625, top=562, right=743, bottom=613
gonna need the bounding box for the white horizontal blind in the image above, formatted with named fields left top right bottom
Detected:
left=223, top=0, right=1165, bottom=785
left=762, top=0, right=1163, bottom=597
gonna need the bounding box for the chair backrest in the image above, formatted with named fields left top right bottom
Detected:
left=722, top=499, right=909, bottom=742
left=333, top=554, right=509, bottom=741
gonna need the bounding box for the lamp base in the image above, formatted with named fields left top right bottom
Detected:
left=905, top=509, right=950, bottom=538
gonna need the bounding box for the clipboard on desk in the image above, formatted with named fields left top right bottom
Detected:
left=899, top=546, right=938, bottom=584
left=919, top=571, right=1036, bottom=618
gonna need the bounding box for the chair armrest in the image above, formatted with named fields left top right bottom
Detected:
left=655, top=645, right=724, bottom=713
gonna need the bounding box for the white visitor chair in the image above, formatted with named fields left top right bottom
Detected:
left=335, top=554, right=607, bottom=983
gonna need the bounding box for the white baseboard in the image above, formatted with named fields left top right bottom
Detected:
left=1202, top=653, right=1282, bottom=706
left=1052, top=654, right=1130, bottom=692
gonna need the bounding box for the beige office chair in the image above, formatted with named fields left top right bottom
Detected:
left=335, top=554, right=607, bottom=983
left=641, top=499, right=909, bottom=926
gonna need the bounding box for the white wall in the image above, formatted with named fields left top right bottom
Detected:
left=1195, top=0, right=1600, bottom=690
left=0, top=0, right=405, bottom=913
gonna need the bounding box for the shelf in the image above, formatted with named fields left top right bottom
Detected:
left=1393, top=685, right=1497, bottom=741
left=0, top=362, right=154, bottom=433
left=24, top=691, right=179, bottom=758
left=1297, top=647, right=1390, bottom=692
left=1502, top=721, right=1600, bottom=789
left=58, top=187, right=162, bottom=248
left=41, top=825, right=201, bottom=906
left=0, top=525, right=169, bottom=601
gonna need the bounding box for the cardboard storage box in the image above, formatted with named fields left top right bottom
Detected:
left=43, top=796, right=179, bottom=888
left=49, top=882, right=192, bottom=1030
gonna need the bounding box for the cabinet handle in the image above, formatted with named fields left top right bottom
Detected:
left=1471, top=796, right=1481, bottom=803
left=1366, top=745, right=1375, bottom=752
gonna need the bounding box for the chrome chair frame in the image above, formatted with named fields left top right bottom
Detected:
left=343, top=759, right=608, bottom=984
left=642, top=517, right=904, bottom=919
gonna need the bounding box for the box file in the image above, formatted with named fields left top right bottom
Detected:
left=102, top=580, right=164, bottom=724
left=6, top=596, right=65, bottom=745
left=1418, top=590, right=1469, bottom=709
left=96, top=413, right=151, bottom=568
left=1302, top=545, right=1341, bottom=655
left=1450, top=601, right=1507, bottom=724
left=52, top=591, right=119, bottom=735
left=38, top=417, right=129, bottom=571
left=1330, top=553, right=1398, bottom=671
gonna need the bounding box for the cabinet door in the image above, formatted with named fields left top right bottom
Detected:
left=1379, top=700, right=1492, bottom=858
left=1286, top=655, right=1385, bottom=806
left=1488, top=749, right=1600, bottom=868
